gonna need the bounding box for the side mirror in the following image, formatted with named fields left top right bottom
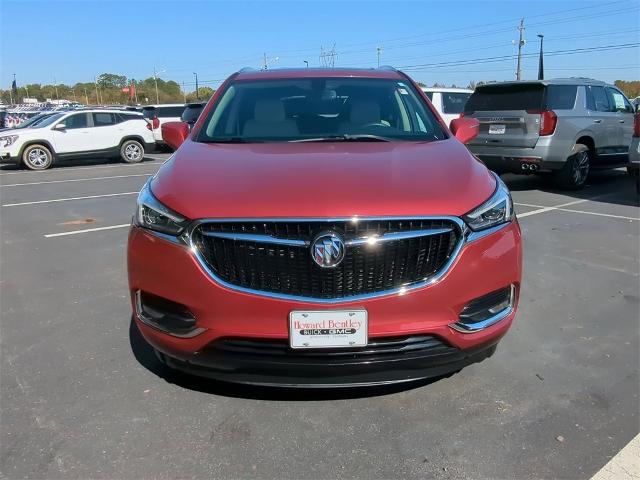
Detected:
left=162, top=121, right=190, bottom=150
left=53, top=123, right=66, bottom=131
left=450, top=117, right=479, bottom=144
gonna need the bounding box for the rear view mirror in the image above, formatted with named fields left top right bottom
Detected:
left=450, top=117, right=479, bottom=144
left=162, top=121, right=190, bottom=150
left=53, top=123, right=66, bottom=131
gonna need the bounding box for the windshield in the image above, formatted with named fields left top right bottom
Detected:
left=15, top=113, right=53, bottom=129
left=197, top=77, right=446, bottom=143
left=31, top=113, right=65, bottom=128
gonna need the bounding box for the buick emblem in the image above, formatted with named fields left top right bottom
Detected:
left=311, top=232, right=345, bottom=268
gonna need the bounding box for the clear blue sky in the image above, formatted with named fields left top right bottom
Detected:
left=1, top=0, right=638, bottom=91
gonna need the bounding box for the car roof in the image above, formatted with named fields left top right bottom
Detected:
left=421, top=87, right=473, bottom=93
left=67, top=109, right=142, bottom=115
left=142, top=104, right=186, bottom=108
left=233, top=67, right=404, bottom=81
left=475, top=78, right=610, bottom=89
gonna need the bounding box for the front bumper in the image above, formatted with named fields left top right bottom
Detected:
left=128, top=221, right=522, bottom=386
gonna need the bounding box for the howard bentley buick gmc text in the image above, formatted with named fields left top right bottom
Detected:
left=127, top=67, right=523, bottom=387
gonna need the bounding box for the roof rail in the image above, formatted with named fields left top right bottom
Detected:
left=377, top=65, right=397, bottom=71
left=238, top=67, right=257, bottom=73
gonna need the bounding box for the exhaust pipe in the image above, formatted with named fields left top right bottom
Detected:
left=521, top=163, right=539, bottom=172
left=521, top=164, right=530, bottom=171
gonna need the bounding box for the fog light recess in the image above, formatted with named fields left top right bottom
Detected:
left=135, top=291, right=205, bottom=338
left=450, top=285, right=515, bottom=333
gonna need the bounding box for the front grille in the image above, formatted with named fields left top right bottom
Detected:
left=208, top=335, right=459, bottom=359
left=191, top=218, right=461, bottom=300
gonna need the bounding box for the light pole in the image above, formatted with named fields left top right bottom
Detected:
left=193, top=72, right=199, bottom=100
left=377, top=47, right=382, bottom=68
left=537, top=34, right=544, bottom=80
left=303, top=60, right=309, bottom=68
left=153, top=67, right=165, bottom=104
left=53, top=76, right=59, bottom=100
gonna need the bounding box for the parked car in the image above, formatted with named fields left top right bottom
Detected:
left=463, top=78, right=635, bottom=189
left=629, top=112, right=639, bottom=192
left=181, top=102, right=206, bottom=128
left=421, top=87, right=473, bottom=127
left=0, top=109, right=155, bottom=170
left=142, top=104, right=186, bottom=145
left=128, top=67, right=522, bottom=387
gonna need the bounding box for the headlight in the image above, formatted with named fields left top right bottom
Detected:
left=0, top=135, right=18, bottom=148
left=134, top=180, right=189, bottom=235
left=463, top=174, right=514, bottom=231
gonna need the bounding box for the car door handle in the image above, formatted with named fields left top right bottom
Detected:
left=593, top=119, right=602, bottom=123
left=619, top=120, right=625, bottom=123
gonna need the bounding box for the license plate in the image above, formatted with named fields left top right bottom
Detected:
left=489, top=124, right=506, bottom=134
left=289, top=310, right=368, bottom=349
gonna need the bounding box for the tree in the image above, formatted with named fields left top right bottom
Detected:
left=97, top=73, right=127, bottom=89
left=186, top=86, right=215, bottom=102
left=614, top=80, right=640, bottom=99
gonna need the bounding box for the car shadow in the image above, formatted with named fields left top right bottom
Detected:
left=500, top=169, right=639, bottom=208
left=0, top=155, right=162, bottom=171
left=128, top=318, right=450, bottom=401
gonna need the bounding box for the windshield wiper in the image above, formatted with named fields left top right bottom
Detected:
left=201, top=137, right=251, bottom=144
left=290, top=134, right=393, bottom=143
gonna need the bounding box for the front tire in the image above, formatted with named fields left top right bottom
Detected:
left=22, top=144, right=53, bottom=170
left=120, top=140, right=144, bottom=163
left=554, top=145, right=590, bottom=190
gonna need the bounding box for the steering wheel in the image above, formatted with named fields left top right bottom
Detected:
left=360, top=122, right=389, bottom=129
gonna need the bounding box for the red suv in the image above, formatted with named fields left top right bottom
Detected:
left=128, top=68, right=522, bottom=387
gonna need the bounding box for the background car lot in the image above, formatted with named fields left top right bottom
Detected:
left=1, top=155, right=638, bottom=479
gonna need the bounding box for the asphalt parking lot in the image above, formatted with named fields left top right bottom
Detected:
left=1, top=154, right=638, bottom=479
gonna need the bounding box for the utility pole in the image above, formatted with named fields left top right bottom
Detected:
left=84, top=87, right=89, bottom=105
left=153, top=66, right=160, bottom=104
left=182, top=81, right=187, bottom=103
left=72, top=89, right=77, bottom=102
left=515, top=18, right=525, bottom=81
left=377, top=47, right=382, bottom=68
left=537, top=34, right=544, bottom=80
left=25, top=85, right=29, bottom=98
left=94, top=76, right=100, bottom=105
left=193, top=72, right=199, bottom=100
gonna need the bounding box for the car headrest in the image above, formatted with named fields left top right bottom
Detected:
left=350, top=101, right=381, bottom=124
left=254, top=99, right=286, bottom=123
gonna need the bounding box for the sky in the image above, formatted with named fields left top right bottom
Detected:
left=1, top=0, right=639, bottom=91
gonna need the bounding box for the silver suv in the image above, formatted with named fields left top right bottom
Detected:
left=464, top=78, right=635, bottom=189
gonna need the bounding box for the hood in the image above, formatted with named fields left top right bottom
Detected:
left=151, top=138, right=496, bottom=219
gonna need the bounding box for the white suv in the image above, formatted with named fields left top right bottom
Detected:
left=142, top=104, right=186, bottom=145
left=0, top=109, right=155, bottom=170
left=421, top=87, right=473, bottom=127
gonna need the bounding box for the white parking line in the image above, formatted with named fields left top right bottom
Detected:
left=44, top=224, right=130, bottom=238
left=591, top=433, right=639, bottom=480
left=0, top=161, right=163, bottom=176
left=515, top=202, right=639, bottom=221
left=517, top=198, right=593, bottom=218
left=1, top=192, right=138, bottom=207
left=1, top=173, right=152, bottom=187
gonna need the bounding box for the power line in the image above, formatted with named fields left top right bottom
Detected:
left=398, top=43, right=639, bottom=71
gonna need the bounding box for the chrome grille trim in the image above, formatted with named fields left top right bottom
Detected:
left=200, top=226, right=454, bottom=247
left=187, top=216, right=467, bottom=303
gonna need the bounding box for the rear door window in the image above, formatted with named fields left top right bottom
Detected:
left=589, top=86, right=612, bottom=112
left=545, top=85, right=577, bottom=110
left=423, top=91, right=433, bottom=100
left=465, top=84, right=544, bottom=112
left=93, top=112, right=116, bottom=126
left=441, top=92, right=471, bottom=114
